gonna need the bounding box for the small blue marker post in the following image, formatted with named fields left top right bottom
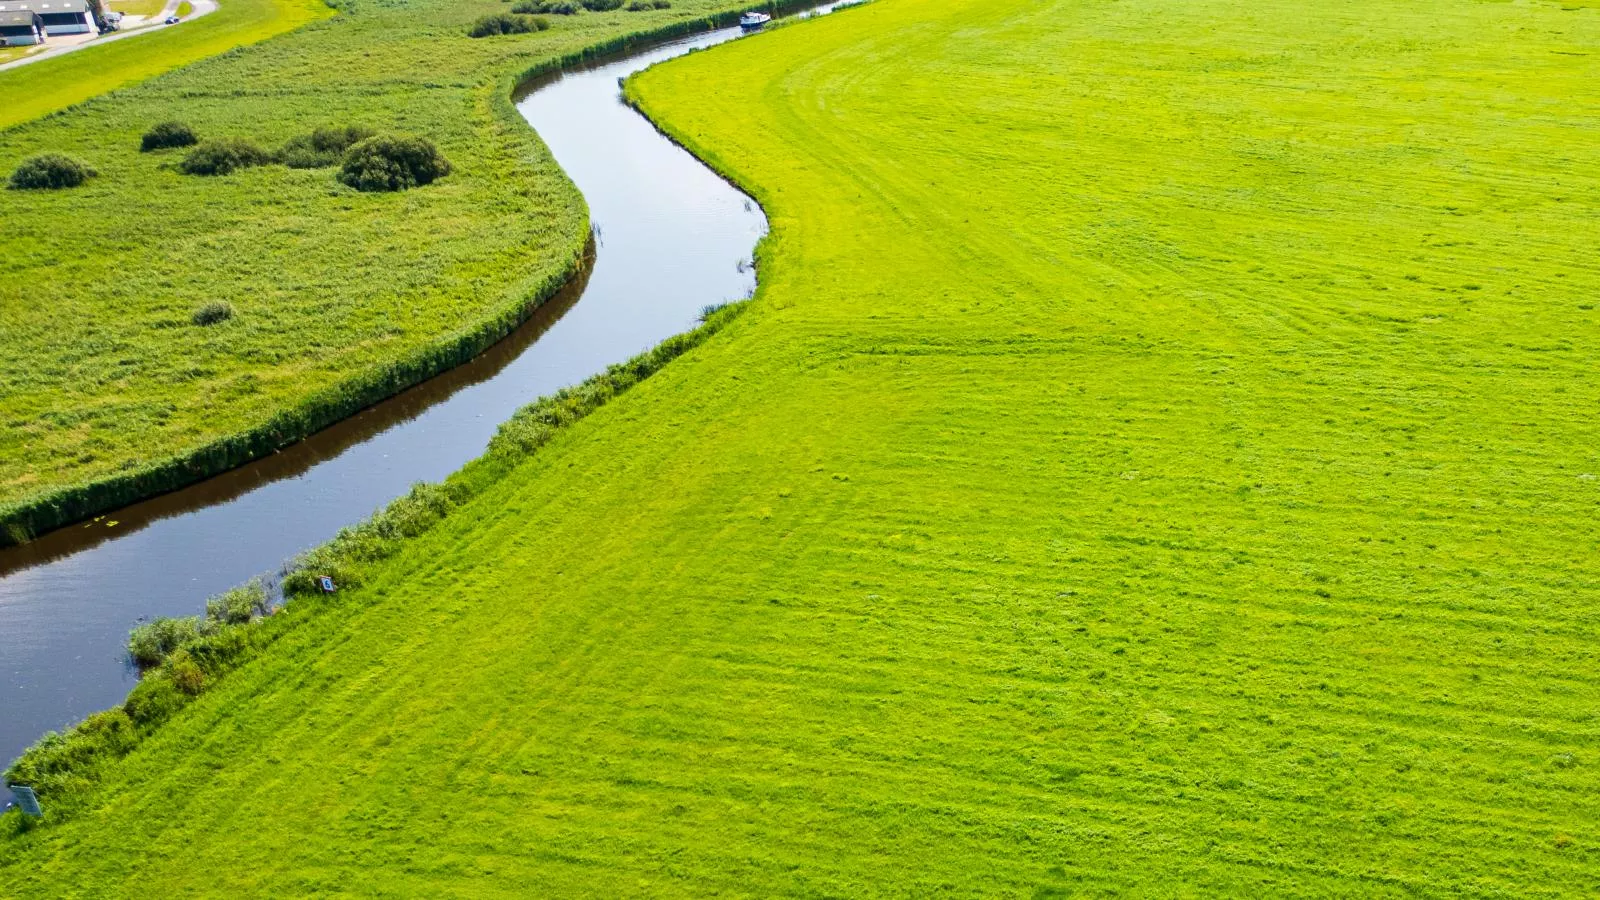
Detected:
left=319, top=576, right=335, bottom=593
left=11, top=786, right=42, bottom=818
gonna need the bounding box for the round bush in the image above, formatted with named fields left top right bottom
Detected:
left=625, top=0, right=670, bottom=9
left=339, top=134, right=452, bottom=192
left=192, top=301, right=235, bottom=326
left=467, top=11, right=549, bottom=36
left=179, top=138, right=272, bottom=176
left=581, top=0, right=622, bottom=10
left=279, top=123, right=377, bottom=169
left=8, top=154, right=95, bottom=190
left=140, top=121, right=198, bottom=152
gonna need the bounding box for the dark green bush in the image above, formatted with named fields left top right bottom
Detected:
left=8, top=154, right=95, bottom=190
left=625, top=0, right=668, bottom=9
left=466, top=11, right=548, bottom=36
left=140, top=121, right=198, bottom=152
left=179, top=138, right=272, bottom=176
left=581, top=0, right=622, bottom=10
left=338, top=134, right=453, bottom=192
left=514, top=0, right=579, bottom=12
left=168, top=650, right=206, bottom=695
left=278, top=124, right=377, bottom=169
left=128, top=616, right=203, bottom=668
left=123, top=675, right=185, bottom=726
left=192, top=300, right=235, bottom=326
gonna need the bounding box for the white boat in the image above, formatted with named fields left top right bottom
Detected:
left=739, top=10, right=771, bottom=28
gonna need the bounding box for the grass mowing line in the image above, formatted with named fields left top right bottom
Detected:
left=0, top=0, right=333, bottom=132
left=3, top=0, right=1600, bottom=893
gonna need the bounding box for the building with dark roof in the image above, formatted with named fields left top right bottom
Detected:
left=0, top=9, right=44, bottom=44
left=0, top=0, right=94, bottom=36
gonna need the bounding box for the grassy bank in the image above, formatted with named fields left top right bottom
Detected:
left=0, top=0, right=334, bottom=132
left=0, top=0, right=783, bottom=543
left=5, top=0, right=1600, bottom=893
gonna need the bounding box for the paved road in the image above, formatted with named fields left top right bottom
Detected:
left=0, top=0, right=219, bottom=73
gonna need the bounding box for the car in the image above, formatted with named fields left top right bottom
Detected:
left=164, top=14, right=180, bottom=23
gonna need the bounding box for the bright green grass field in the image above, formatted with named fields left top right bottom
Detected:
left=0, top=0, right=772, bottom=535
left=0, top=0, right=332, bottom=131
left=5, top=0, right=1600, bottom=894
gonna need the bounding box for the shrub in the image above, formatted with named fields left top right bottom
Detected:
left=127, top=616, right=203, bottom=668
left=140, top=121, right=198, bottom=152
left=278, top=123, right=377, bottom=169
left=178, top=138, right=272, bottom=176
left=205, top=579, right=268, bottom=625
left=168, top=650, right=206, bottom=695
left=581, top=0, right=622, bottom=10
left=339, top=134, right=453, bottom=192
left=8, top=154, right=95, bottom=190
left=123, top=675, right=185, bottom=725
left=515, top=0, right=579, bottom=12
left=192, top=300, right=234, bottom=326
left=625, top=0, right=668, bottom=9
left=466, top=11, right=548, bottom=36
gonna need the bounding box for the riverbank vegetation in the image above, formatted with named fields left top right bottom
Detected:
left=3, top=301, right=749, bottom=826
left=0, top=0, right=789, bottom=543
left=4, top=0, right=1599, bottom=893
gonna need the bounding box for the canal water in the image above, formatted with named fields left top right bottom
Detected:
left=0, top=9, right=838, bottom=771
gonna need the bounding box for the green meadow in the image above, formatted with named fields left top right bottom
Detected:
left=0, top=0, right=775, bottom=541
left=0, top=0, right=333, bottom=131
left=5, top=0, right=1600, bottom=894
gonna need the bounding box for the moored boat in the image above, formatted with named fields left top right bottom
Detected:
left=739, top=10, right=771, bottom=28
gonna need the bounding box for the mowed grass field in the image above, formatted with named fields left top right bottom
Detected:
left=0, top=0, right=332, bottom=131
left=0, top=0, right=776, bottom=539
left=5, top=0, right=1600, bottom=894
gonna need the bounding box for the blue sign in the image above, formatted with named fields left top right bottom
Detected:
left=319, top=576, right=335, bottom=593
left=11, top=786, right=41, bottom=818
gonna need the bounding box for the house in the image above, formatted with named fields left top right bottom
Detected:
left=0, top=9, right=45, bottom=44
left=0, top=0, right=96, bottom=35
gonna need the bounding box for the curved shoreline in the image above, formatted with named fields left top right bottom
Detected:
left=0, top=2, right=820, bottom=549
left=2, top=0, right=842, bottom=810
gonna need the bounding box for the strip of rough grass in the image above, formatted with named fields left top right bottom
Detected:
left=4, top=0, right=1600, bottom=894
left=108, top=0, right=167, bottom=18
left=0, top=0, right=333, bottom=132
left=0, top=0, right=787, bottom=542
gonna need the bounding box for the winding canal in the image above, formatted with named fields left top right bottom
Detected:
left=0, top=7, right=838, bottom=770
